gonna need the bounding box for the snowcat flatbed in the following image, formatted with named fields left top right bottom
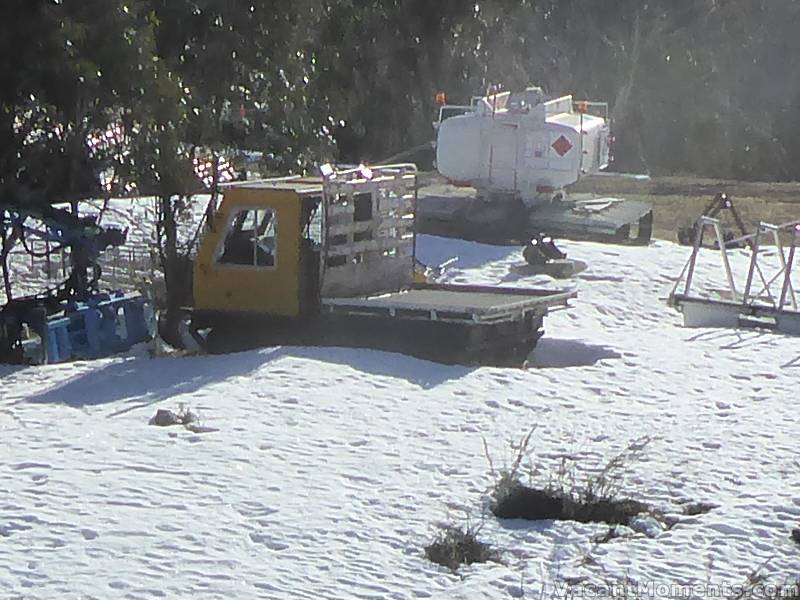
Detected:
left=316, top=283, right=574, bottom=364
left=322, top=283, right=573, bottom=323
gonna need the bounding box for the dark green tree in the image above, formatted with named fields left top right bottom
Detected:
left=0, top=0, right=161, bottom=206
left=145, top=0, right=337, bottom=344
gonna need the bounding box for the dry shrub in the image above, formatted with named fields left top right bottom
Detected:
left=485, top=431, right=657, bottom=526
left=425, top=522, right=501, bottom=573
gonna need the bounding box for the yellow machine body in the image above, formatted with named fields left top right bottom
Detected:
left=193, top=185, right=307, bottom=317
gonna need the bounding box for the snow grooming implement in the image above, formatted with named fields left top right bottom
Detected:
left=676, top=192, right=748, bottom=248
left=669, top=215, right=800, bottom=335
left=418, top=86, right=653, bottom=245
left=0, top=204, right=152, bottom=365
left=188, top=164, right=575, bottom=365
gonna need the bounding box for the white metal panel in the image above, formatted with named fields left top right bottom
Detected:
left=435, top=114, right=485, bottom=183
left=486, top=121, right=519, bottom=191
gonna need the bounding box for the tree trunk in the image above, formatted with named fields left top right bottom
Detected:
left=1, top=216, right=13, bottom=301
left=610, top=10, right=642, bottom=127
left=158, top=193, right=186, bottom=348
left=208, top=153, right=220, bottom=228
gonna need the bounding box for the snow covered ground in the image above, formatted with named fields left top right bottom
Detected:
left=2, top=233, right=800, bottom=598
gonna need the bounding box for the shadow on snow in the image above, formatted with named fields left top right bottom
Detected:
left=267, top=345, right=476, bottom=389
left=26, top=344, right=475, bottom=409
left=527, top=338, right=621, bottom=368
left=26, top=349, right=272, bottom=409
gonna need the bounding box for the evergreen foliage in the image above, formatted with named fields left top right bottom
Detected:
left=4, top=1, right=800, bottom=196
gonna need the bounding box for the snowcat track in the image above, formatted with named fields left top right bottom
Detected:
left=416, top=194, right=654, bottom=246
left=192, top=312, right=545, bottom=367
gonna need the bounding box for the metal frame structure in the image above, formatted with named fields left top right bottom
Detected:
left=0, top=204, right=152, bottom=364
left=669, top=216, right=800, bottom=334
left=320, top=163, right=418, bottom=298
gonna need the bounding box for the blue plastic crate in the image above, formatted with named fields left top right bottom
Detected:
left=41, top=292, right=153, bottom=364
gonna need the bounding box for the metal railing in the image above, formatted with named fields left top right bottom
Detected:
left=671, top=216, right=800, bottom=314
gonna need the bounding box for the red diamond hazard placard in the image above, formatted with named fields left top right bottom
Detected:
left=551, top=135, right=573, bottom=157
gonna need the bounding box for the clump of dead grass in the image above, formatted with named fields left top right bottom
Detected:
left=425, top=520, right=501, bottom=573
left=484, top=429, right=657, bottom=527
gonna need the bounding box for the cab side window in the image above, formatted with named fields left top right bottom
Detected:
left=216, top=208, right=277, bottom=268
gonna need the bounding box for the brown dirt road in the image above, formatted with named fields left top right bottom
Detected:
left=570, top=174, right=800, bottom=241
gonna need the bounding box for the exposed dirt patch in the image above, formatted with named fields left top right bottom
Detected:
left=493, top=483, right=650, bottom=526
left=570, top=173, right=800, bottom=242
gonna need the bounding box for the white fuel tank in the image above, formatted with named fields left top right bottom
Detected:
left=435, top=88, right=610, bottom=203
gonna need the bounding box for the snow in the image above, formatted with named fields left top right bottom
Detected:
left=3, top=229, right=800, bottom=598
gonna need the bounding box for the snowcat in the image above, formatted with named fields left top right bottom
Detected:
left=417, top=86, right=653, bottom=245
left=188, top=163, right=575, bottom=365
